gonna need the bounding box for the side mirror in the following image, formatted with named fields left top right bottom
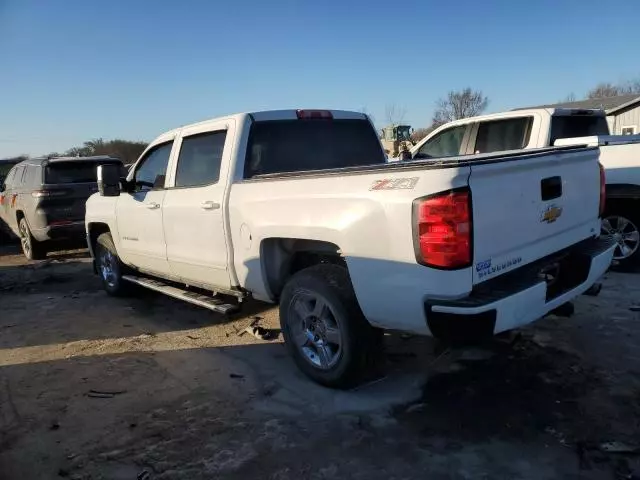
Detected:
left=399, top=150, right=412, bottom=161
left=97, top=164, right=121, bottom=197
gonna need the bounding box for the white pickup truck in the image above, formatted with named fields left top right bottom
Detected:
left=86, top=109, right=614, bottom=387
left=410, top=108, right=640, bottom=269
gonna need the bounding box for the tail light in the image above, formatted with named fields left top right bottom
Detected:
left=296, top=110, right=333, bottom=120
left=32, top=190, right=69, bottom=198
left=598, top=162, right=606, bottom=217
left=413, top=189, right=472, bottom=269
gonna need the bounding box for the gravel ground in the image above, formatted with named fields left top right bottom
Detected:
left=0, top=244, right=639, bottom=480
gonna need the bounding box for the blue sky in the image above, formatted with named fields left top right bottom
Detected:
left=1, top=0, right=638, bottom=157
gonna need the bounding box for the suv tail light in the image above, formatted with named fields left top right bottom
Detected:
left=296, top=109, right=333, bottom=120
left=32, top=189, right=69, bottom=198
left=413, top=189, right=472, bottom=269
left=599, top=162, right=606, bottom=217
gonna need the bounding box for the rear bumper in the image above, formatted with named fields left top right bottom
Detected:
left=426, top=237, right=615, bottom=341
left=31, top=221, right=86, bottom=242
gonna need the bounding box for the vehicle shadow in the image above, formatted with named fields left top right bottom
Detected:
left=0, top=258, right=278, bottom=350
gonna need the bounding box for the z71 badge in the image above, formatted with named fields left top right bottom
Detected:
left=370, top=177, right=419, bottom=191
left=540, top=204, right=563, bottom=224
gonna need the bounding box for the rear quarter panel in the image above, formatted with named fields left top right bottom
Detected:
left=554, top=136, right=640, bottom=189
left=228, top=166, right=472, bottom=334
left=598, top=142, right=640, bottom=187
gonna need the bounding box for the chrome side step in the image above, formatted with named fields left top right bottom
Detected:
left=122, top=275, right=239, bottom=315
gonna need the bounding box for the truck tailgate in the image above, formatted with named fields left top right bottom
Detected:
left=469, top=147, right=601, bottom=284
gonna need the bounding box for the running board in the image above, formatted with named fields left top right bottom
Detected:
left=122, top=275, right=239, bottom=315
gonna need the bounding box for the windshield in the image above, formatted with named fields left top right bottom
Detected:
left=44, top=161, right=121, bottom=184
left=245, top=119, right=385, bottom=178
left=550, top=114, right=610, bottom=144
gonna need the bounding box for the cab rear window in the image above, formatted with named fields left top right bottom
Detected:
left=550, top=115, right=610, bottom=144
left=244, top=119, right=385, bottom=178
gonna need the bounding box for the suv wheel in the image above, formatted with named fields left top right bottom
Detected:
left=279, top=264, right=382, bottom=389
left=18, top=218, right=47, bottom=260
left=95, top=232, right=130, bottom=296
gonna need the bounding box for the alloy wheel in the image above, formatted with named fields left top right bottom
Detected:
left=288, top=290, right=343, bottom=370
left=99, top=248, right=118, bottom=288
left=19, top=221, right=31, bottom=258
left=602, top=215, right=640, bottom=261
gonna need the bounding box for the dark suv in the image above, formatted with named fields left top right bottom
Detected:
left=0, top=156, right=123, bottom=259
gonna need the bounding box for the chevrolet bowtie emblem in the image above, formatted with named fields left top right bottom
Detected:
left=541, top=205, right=563, bottom=224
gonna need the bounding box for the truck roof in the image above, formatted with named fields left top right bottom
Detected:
left=24, top=155, right=122, bottom=167
left=438, top=107, right=606, bottom=129
left=159, top=109, right=370, bottom=138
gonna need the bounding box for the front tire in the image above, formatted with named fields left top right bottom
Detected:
left=602, top=204, right=640, bottom=271
left=18, top=218, right=47, bottom=260
left=95, top=232, right=130, bottom=296
left=279, top=264, right=382, bottom=389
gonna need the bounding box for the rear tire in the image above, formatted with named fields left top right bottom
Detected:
left=18, top=218, right=47, bottom=260
left=95, top=232, right=131, bottom=296
left=602, top=202, right=640, bottom=272
left=279, top=264, right=382, bottom=389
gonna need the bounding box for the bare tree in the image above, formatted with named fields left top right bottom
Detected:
left=561, top=93, right=577, bottom=103
left=620, top=78, right=640, bottom=95
left=359, top=107, right=375, bottom=125
left=587, top=82, right=622, bottom=99
left=385, top=104, right=407, bottom=125
left=432, top=88, right=488, bottom=127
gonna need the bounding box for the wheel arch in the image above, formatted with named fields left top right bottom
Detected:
left=260, top=238, right=346, bottom=300
left=87, top=222, right=112, bottom=257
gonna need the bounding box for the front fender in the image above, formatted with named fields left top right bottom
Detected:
left=85, top=194, right=120, bottom=253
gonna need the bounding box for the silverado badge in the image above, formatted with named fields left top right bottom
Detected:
left=540, top=204, right=563, bottom=224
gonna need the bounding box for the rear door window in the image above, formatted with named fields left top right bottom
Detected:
left=175, top=131, right=226, bottom=187
left=474, top=117, right=533, bottom=154
left=414, top=125, right=466, bottom=159
left=245, top=119, right=385, bottom=178
left=549, top=115, right=610, bottom=144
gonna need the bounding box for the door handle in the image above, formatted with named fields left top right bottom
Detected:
left=541, top=176, right=562, bottom=201
left=201, top=201, right=220, bottom=210
left=146, top=202, right=160, bottom=209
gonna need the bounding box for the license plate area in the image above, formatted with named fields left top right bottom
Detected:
left=540, top=251, right=591, bottom=301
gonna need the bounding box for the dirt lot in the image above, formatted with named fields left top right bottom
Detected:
left=1, top=245, right=639, bottom=480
